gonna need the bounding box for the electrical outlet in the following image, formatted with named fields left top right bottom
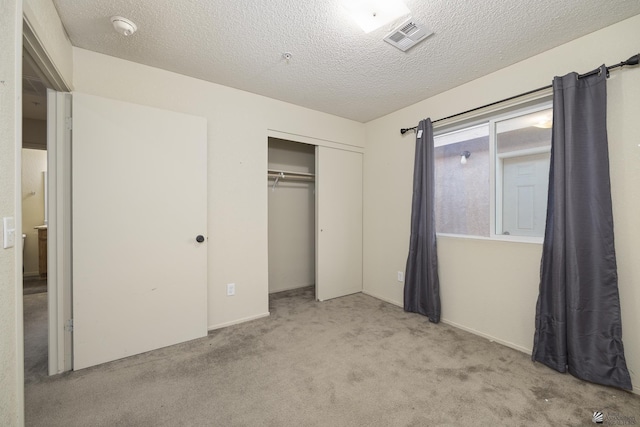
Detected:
left=227, top=283, right=235, bottom=296
left=397, top=271, right=404, bottom=282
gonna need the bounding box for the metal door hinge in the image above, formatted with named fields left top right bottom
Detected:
left=65, top=116, right=72, bottom=130
left=65, top=318, right=73, bottom=332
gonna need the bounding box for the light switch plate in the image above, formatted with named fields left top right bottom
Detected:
left=3, top=217, right=15, bottom=249
left=397, top=271, right=404, bottom=282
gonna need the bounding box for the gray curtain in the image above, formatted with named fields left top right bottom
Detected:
left=532, top=66, right=632, bottom=390
left=404, top=119, right=440, bottom=323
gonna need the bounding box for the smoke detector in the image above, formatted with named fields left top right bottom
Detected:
left=110, top=16, right=138, bottom=36
left=384, top=19, right=432, bottom=52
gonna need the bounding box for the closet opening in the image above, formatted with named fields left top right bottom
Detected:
left=267, top=138, right=316, bottom=303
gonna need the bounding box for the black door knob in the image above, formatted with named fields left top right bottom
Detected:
left=196, top=235, right=205, bottom=243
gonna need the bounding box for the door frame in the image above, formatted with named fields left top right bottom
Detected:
left=24, top=16, right=73, bottom=374
left=266, top=129, right=364, bottom=302
left=46, top=90, right=72, bottom=373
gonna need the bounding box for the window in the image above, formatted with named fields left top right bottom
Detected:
left=434, top=103, right=552, bottom=241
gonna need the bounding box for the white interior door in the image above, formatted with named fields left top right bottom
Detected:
left=72, top=93, right=208, bottom=369
left=501, top=153, right=549, bottom=237
left=316, top=146, right=363, bottom=301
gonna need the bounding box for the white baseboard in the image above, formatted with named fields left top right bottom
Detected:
left=268, top=283, right=314, bottom=294
left=439, top=318, right=531, bottom=354
left=362, top=290, right=402, bottom=307
left=364, top=291, right=528, bottom=353
left=440, top=319, right=640, bottom=395
left=207, top=312, right=270, bottom=331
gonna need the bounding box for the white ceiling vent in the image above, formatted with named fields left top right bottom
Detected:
left=383, top=19, right=432, bottom=52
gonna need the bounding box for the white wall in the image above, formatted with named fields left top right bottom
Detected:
left=0, top=0, right=24, bottom=425
left=72, top=47, right=365, bottom=329
left=268, top=138, right=315, bottom=293
left=363, top=15, right=640, bottom=393
left=21, top=149, right=47, bottom=276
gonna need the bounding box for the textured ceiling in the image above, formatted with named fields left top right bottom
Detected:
left=51, top=0, right=640, bottom=123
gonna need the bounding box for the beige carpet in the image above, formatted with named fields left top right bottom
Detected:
left=23, top=291, right=48, bottom=386
left=25, top=286, right=639, bottom=426
left=23, top=277, right=47, bottom=295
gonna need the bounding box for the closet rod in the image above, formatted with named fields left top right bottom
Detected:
left=399, top=53, right=640, bottom=135
left=268, top=174, right=315, bottom=181
left=268, top=170, right=314, bottom=191
left=267, top=169, right=315, bottom=179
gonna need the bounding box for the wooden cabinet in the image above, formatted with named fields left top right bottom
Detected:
left=38, top=227, right=47, bottom=278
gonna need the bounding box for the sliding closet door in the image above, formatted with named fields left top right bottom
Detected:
left=72, top=93, right=208, bottom=369
left=316, top=146, right=363, bottom=301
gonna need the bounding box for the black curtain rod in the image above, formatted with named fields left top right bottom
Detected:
left=399, top=53, right=640, bottom=135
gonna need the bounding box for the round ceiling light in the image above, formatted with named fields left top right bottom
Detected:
left=110, top=16, right=138, bottom=36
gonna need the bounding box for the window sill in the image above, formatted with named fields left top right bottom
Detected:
left=436, top=233, right=543, bottom=245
